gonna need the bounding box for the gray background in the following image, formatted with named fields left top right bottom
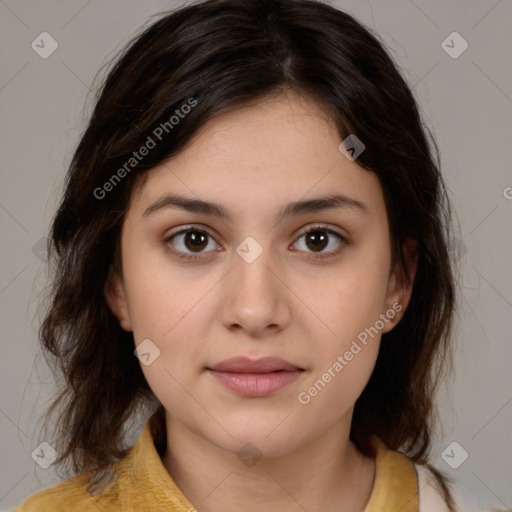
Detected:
left=1, top=0, right=511, bottom=510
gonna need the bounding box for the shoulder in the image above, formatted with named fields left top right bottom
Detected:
left=12, top=410, right=171, bottom=512
left=10, top=467, right=120, bottom=512
left=414, top=463, right=504, bottom=512
left=415, top=463, right=452, bottom=512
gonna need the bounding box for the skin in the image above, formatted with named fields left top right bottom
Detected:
left=105, top=90, right=417, bottom=512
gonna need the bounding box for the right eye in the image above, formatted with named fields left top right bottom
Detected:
left=164, top=227, right=221, bottom=261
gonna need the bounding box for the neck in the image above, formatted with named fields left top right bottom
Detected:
left=162, top=414, right=375, bottom=512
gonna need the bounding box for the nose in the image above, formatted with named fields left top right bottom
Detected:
left=220, top=242, right=291, bottom=338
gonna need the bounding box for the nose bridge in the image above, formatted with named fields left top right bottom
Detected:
left=221, top=234, right=288, bottom=332
left=233, top=234, right=279, bottom=296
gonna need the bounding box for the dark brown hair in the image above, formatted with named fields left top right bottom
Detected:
left=37, top=0, right=457, bottom=507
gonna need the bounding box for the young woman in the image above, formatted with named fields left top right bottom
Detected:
left=14, top=0, right=465, bottom=510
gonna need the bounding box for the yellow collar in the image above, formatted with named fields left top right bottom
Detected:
left=117, top=412, right=418, bottom=511
left=365, top=436, right=419, bottom=512
left=15, top=410, right=419, bottom=511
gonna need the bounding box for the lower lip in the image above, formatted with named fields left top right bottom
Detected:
left=208, top=370, right=303, bottom=397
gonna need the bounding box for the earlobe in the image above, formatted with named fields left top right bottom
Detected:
left=104, top=267, right=133, bottom=332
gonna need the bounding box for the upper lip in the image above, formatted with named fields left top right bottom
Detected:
left=208, top=357, right=303, bottom=373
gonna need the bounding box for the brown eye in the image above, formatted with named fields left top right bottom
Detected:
left=304, top=230, right=329, bottom=252
left=293, top=226, right=346, bottom=259
left=166, top=228, right=218, bottom=260
left=182, top=230, right=209, bottom=252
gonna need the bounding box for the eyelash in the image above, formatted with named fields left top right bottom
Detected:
left=164, top=224, right=348, bottom=262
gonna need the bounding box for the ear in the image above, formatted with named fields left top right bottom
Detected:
left=381, top=238, right=418, bottom=334
left=104, top=266, right=133, bottom=332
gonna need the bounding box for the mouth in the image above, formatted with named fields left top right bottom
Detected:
left=206, top=356, right=305, bottom=397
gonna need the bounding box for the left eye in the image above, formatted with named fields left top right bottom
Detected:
left=293, top=227, right=345, bottom=257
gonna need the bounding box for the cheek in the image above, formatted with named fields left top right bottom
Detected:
left=299, top=252, right=391, bottom=343
left=131, top=282, right=207, bottom=411
left=122, top=246, right=208, bottom=339
left=296, top=344, right=380, bottom=426
left=296, top=243, right=390, bottom=397
left=297, top=272, right=385, bottom=415
left=124, top=263, right=220, bottom=389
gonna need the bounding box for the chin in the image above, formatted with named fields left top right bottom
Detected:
left=209, top=415, right=307, bottom=460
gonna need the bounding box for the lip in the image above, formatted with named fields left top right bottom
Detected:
left=209, top=356, right=302, bottom=373
left=207, top=357, right=304, bottom=397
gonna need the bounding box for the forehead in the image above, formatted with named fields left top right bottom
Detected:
left=128, top=92, right=384, bottom=222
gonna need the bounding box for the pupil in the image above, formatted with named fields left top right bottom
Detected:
left=186, top=230, right=207, bottom=252
left=307, top=231, right=328, bottom=251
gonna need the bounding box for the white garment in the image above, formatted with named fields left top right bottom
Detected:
left=416, top=463, right=451, bottom=512
left=415, top=464, right=505, bottom=512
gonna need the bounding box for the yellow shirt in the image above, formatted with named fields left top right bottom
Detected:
left=13, top=412, right=420, bottom=511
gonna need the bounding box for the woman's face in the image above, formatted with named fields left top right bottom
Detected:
left=105, top=91, right=415, bottom=457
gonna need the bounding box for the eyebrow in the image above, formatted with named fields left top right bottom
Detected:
left=142, top=192, right=369, bottom=221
